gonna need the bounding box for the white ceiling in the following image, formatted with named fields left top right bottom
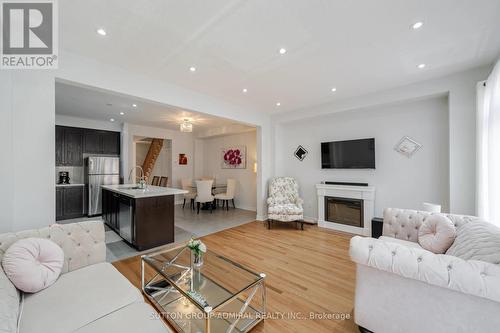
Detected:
left=60, top=0, right=500, bottom=113
left=55, top=81, right=255, bottom=132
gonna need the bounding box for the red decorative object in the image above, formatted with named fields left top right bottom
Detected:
left=221, top=146, right=246, bottom=169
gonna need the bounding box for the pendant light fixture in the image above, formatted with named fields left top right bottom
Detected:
left=180, top=119, right=193, bottom=132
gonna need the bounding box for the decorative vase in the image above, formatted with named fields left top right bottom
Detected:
left=193, top=252, right=203, bottom=268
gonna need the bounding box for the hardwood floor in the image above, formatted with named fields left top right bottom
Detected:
left=113, top=221, right=359, bottom=333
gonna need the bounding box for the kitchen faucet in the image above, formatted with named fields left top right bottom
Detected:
left=128, top=166, right=146, bottom=189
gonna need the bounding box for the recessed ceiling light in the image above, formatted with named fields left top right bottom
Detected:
left=119, top=112, right=125, bottom=115
left=331, top=87, right=337, bottom=92
left=242, top=88, right=248, bottom=93
left=417, top=63, right=426, bottom=69
left=110, top=118, right=115, bottom=122
left=132, top=104, right=137, bottom=108
left=276, top=102, right=281, bottom=106
left=278, top=48, right=287, bottom=55
left=189, top=66, right=196, bottom=72
left=97, top=28, right=107, bottom=36
left=412, top=21, right=424, bottom=30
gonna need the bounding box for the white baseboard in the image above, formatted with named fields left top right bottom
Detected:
left=303, top=216, right=318, bottom=224
left=318, top=219, right=369, bottom=236
left=256, top=214, right=267, bottom=221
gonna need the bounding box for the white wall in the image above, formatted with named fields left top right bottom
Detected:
left=276, top=97, right=449, bottom=220
left=197, top=131, right=257, bottom=211
left=274, top=65, right=492, bottom=215
left=0, top=72, right=55, bottom=233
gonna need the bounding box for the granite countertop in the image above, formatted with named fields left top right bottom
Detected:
left=101, top=184, right=188, bottom=199
left=56, top=183, right=85, bottom=187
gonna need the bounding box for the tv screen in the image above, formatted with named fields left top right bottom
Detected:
left=321, top=138, right=375, bottom=169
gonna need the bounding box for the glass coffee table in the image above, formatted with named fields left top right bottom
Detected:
left=141, top=245, right=266, bottom=333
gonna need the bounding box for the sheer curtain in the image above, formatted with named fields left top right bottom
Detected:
left=477, top=59, right=500, bottom=226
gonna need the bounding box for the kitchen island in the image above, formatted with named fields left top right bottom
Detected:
left=101, top=185, right=188, bottom=250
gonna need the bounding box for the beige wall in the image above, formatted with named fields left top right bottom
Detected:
left=196, top=131, right=257, bottom=211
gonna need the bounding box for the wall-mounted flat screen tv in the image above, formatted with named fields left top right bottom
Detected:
left=321, top=138, right=375, bottom=169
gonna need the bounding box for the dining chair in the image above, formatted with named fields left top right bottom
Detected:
left=151, top=176, right=160, bottom=186
left=181, top=178, right=196, bottom=209
left=195, top=180, right=214, bottom=214
left=215, top=179, right=237, bottom=210
left=201, top=176, right=216, bottom=186
left=159, top=176, right=168, bottom=187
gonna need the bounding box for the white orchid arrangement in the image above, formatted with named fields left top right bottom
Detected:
left=187, top=238, right=207, bottom=256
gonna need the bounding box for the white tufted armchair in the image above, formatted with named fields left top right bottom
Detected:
left=267, top=177, right=304, bottom=230
left=349, top=208, right=500, bottom=333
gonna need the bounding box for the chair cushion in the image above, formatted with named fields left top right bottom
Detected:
left=2, top=238, right=64, bottom=293
left=195, top=195, right=214, bottom=203
left=418, top=215, right=456, bottom=254
left=268, top=203, right=303, bottom=215
left=0, top=266, right=20, bottom=333
left=378, top=236, right=423, bottom=249
left=214, top=194, right=233, bottom=200
left=446, top=220, right=500, bottom=265
left=75, top=302, right=172, bottom=333
left=19, top=262, right=143, bottom=333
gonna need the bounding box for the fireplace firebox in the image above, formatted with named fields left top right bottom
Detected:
left=325, top=196, right=364, bottom=228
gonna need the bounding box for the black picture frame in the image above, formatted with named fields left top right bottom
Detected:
left=294, top=145, right=308, bottom=161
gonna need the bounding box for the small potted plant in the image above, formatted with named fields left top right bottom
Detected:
left=187, top=238, right=207, bottom=267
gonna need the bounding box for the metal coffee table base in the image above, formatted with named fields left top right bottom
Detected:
left=141, top=254, right=266, bottom=333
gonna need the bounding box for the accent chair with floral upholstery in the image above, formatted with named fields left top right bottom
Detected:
left=267, top=177, right=304, bottom=229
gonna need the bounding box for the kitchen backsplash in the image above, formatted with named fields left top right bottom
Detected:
left=55, top=166, right=84, bottom=184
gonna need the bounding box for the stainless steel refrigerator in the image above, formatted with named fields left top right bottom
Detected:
left=86, top=156, right=120, bottom=216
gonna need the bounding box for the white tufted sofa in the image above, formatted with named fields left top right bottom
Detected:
left=349, top=208, right=500, bottom=333
left=0, top=221, right=171, bottom=333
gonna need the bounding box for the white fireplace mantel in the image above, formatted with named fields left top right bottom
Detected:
left=316, top=184, right=375, bottom=236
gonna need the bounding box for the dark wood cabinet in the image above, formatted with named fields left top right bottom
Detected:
left=55, top=126, right=83, bottom=166
left=102, top=189, right=120, bottom=230
left=102, top=131, right=120, bottom=155
left=56, top=126, right=120, bottom=165
left=55, top=126, right=64, bottom=166
left=56, top=186, right=85, bottom=221
left=64, top=127, right=83, bottom=166
left=83, top=129, right=102, bottom=154
left=64, top=187, right=84, bottom=217
left=102, top=189, right=174, bottom=250
left=84, top=129, right=120, bottom=155
left=56, top=188, right=63, bottom=220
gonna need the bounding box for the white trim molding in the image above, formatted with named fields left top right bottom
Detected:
left=316, top=184, right=375, bottom=236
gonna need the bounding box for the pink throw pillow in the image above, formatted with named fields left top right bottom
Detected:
left=1, top=238, right=64, bottom=293
left=418, top=214, right=456, bottom=254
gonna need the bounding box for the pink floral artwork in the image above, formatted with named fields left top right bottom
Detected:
left=221, top=146, right=246, bottom=169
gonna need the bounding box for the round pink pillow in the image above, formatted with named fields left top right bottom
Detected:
left=1, top=238, right=64, bottom=293
left=418, top=214, right=456, bottom=254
